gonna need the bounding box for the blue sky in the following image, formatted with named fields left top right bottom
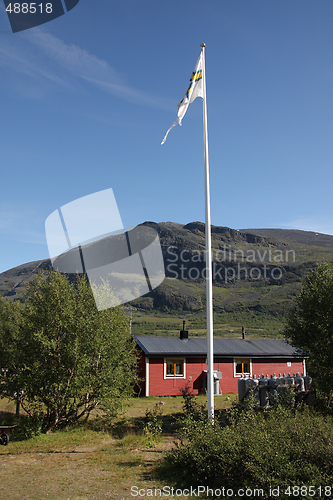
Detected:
left=0, top=0, right=332, bottom=274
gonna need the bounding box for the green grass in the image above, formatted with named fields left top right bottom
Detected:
left=129, top=274, right=298, bottom=337
left=131, top=309, right=285, bottom=338
left=0, top=394, right=238, bottom=500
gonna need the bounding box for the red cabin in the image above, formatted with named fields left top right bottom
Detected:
left=135, top=333, right=306, bottom=397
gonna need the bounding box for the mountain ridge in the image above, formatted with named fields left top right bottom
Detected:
left=1, top=222, right=333, bottom=332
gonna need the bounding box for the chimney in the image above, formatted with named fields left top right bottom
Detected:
left=180, top=320, right=188, bottom=339
left=242, top=326, right=245, bottom=339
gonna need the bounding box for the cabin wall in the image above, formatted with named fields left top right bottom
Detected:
left=252, top=358, right=305, bottom=380
left=149, top=356, right=206, bottom=397
left=136, top=352, right=305, bottom=396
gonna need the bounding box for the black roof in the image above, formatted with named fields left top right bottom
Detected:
left=134, top=336, right=300, bottom=358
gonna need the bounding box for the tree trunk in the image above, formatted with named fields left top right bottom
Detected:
left=16, top=396, right=20, bottom=417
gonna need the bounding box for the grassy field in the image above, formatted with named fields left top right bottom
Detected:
left=130, top=310, right=285, bottom=338
left=0, top=394, right=238, bottom=500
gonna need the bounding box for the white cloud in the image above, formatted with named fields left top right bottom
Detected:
left=0, top=31, right=171, bottom=109
left=0, top=37, right=73, bottom=90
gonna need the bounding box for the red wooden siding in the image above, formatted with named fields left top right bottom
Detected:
left=136, top=352, right=305, bottom=396
left=251, top=359, right=305, bottom=380
left=148, top=357, right=206, bottom=397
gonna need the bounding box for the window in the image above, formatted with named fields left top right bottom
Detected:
left=164, top=358, right=185, bottom=379
left=234, top=358, right=251, bottom=377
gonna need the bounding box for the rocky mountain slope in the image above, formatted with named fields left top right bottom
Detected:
left=1, top=222, right=333, bottom=328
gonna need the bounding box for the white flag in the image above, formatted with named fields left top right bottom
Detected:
left=161, top=51, right=204, bottom=144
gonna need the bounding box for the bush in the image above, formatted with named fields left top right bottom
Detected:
left=13, top=413, right=43, bottom=440
left=143, top=403, right=163, bottom=448
left=180, top=383, right=206, bottom=420
left=160, top=404, right=333, bottom=498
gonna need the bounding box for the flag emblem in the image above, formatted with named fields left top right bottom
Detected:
left=184, top=69, right=203, bottom=101
left=161, top=52, right=204, bottom=144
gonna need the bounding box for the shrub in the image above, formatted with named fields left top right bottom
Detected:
left=180, top=383, right=206, bottom=420
left=160, top=404, right=333, bottom=498
left=143, top=403, right=163, bottom=448
left=14, top=413, right=43, bottom=440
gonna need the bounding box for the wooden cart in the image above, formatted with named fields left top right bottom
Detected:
left=0, top=425, right=17, bottom=445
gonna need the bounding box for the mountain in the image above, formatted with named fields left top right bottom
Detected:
left=1, top=222, right=333, bottom=333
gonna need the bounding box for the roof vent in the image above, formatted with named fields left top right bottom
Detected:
left=180, top=320, right=188, bottom=340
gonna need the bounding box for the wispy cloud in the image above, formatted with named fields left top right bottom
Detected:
left=0, top=31, right=170, bottom=109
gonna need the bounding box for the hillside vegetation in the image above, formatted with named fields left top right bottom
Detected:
left=1, top=221, right=333, bottom=337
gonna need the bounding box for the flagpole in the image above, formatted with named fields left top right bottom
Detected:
left=201, top=43, right=214, bottom=420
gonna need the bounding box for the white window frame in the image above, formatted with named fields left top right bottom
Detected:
left=164, top=358, right=186, bottom=380
left=234, top=358, right=252, bottom=378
